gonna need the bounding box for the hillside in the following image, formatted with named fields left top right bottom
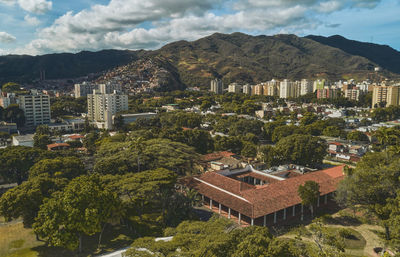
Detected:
left=0, top=33, right=399, bottom=88
left=306, top=35, right=400, bottom=74
left=0, top=50, right=138, bottom=84
left=153, top=32, right=384, bottom=87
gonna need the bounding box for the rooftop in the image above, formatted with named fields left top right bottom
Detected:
left=184, top=165, right=345, bottom=219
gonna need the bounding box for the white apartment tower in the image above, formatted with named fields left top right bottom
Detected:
left=99, top=83, right=123, bottom=94
left=300, top=79, right=313, bottom=95
left=87, top=90, right=129, bottom=129
left=242, top=84, right=252, bottom=95
left=279, top=79, right=298, bottom=98
left=210, top=79, right=223, bottom=94
left=19, top=92, right=51, bottom=127
left=74, top=82, right=97, bottom=98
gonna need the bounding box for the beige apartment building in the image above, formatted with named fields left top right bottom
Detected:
left=19, top=93, right=51, bottom=127
left=372, top=85, right=400, bottom=108
left=263, top=80, right=280, bottom=97
left=87, top=90, right=129, bottom=129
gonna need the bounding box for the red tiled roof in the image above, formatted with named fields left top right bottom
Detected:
left=329, top=142, right=343, bottom=146
left=184, top=165, right=345, bottom=219
left=69, top=134, right=84, bottom=139
left=47, top=143, right=70, bottom=150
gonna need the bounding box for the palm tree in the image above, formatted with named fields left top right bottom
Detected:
left=185, top=188, right=201, bottom=207
left=129, top=136, right=144, bottom=172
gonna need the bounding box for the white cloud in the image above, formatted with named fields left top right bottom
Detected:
left=0, top=0, right=52, bottom=14
left=0, top=0, right=14, bottom=5
left=13, top=0, right=383, bottom=55
left=24, top=14, right=40, bottom=26
left=18, top=0, right=52, bottom=14
left=0, top=32, right=16, bottom=43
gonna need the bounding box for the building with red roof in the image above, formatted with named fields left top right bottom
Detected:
left=184, top=165, right=345, bottom=226
left=47, top=143, right=70, bottom=151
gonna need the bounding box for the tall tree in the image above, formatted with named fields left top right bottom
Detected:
left=336, top=152, right=400, bottom=241
left=0, top=174, right=67, bottom=228
left=33, top=174, right=121, bottom=253
left=0, top=146, right=52, bottom=184
left=298, top=181, right=320, bottom=219
left=3, top=104, right=25, bottom=127
left=29, top=156, right=86, bottom=180
left=33, top=125, right=52, bottom=149
left=275, top=134, right=326, bottom=168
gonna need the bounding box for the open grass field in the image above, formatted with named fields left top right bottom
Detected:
left=0, top=221, right=136, bottom=257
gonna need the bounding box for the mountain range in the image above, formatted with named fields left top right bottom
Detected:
left=1, top=33, right=399, bottom=89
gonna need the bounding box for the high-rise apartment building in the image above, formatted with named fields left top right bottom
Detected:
left=316, top=88, right=339, bottom=99
left=74, top=82, right=97, bottom=98
left=264, top=80, right=280, bottom=97
left=87, top=90, right=129, bottom=129
left=372, top=85, right=400, bottom=108
left=210, top=79, right=223, bottom=94
left=279, top=79, right=298, bottom=98
left=345, top=89, right=361, bottom=101
left=242, top=84, right=252, bottom=95
left=228, top=83, right=242, bottom=93
left=19, top=92, right=51, bottom=127
left=300, top=79, right=313, bottom=95
left=313, top=79, right=328, bottom=92
left=0, top=92, right=19, bottom=108
left=253, top=84, right=264, bottom=95
left=99, top=83, right=123, bottom=94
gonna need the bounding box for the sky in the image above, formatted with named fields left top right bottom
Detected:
left=0, top=0, right=399, bottom=56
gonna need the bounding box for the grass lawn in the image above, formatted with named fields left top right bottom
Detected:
left=0, top=211, right=170, bottom=257
left=0, top=222, right=43, bottom=257
left=0, top=221, right=136, bottom=257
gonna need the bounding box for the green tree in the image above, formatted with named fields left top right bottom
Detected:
left=33, top=125, right=52, bottom=149
left=113, top=114, right=125, bottom=131
left=258, top=145, right=278, bottom=168
left=300, top=112, right=318, bottom=126
left=275, top=134, right=327, bottom=168
left=94, top=138, right=199, bottom=175
left=83, top=131, right=100, bottom=154
left=347, top=131, right=369, bottom=142
left=213, top=135, right=243, bottom=154
left=33, top=174, right=121, bottom=253
left=298, top=181, right=320, bottom=219
left=29, top=157, right=85, bottom=180
left=0, top=146, right=52, bottom=184
left=0, top=174, right=66, bottom=228
left=272, top=125, right=301, bottom=143
left=241, top=142, right=257, bottom=158
left=322, top=126, right=344, bottom=138
left=3, top=104, right=25, bottom=127
left=336, top=152, right=400, bottom=240
left=182, top=129, right=214, bottom=154
left=2, top=82, right=21, bottom=93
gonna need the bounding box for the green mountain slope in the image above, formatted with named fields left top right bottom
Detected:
left=0, top=50, right=138, bottom=83
left=153, top=32, right=381, bottom=87
left=306, top=35, right=400, bottom=74
left=0, top=33, right=398, bottom=88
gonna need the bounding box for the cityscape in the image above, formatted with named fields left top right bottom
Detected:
left=1, top=0, right=400, bottom=257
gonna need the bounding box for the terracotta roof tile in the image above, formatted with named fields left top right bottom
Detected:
left=184, top=165, right=345, bottom=219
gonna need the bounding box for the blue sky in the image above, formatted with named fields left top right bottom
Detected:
left=0, top=0, right=399, bottom=55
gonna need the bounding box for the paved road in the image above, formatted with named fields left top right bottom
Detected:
left=95, top=248, right=129, bottom=257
